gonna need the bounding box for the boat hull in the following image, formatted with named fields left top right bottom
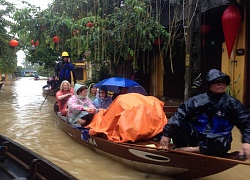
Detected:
left=0, top=135, right=77, bottom=180
left=42, top=87, right=59, bottom=96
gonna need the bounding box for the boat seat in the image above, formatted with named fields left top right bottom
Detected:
left=56, top=112, right=68, bottom=122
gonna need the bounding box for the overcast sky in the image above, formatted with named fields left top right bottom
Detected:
left=9, top=0, right=52, bottom=10
left=8, top=0, right=52, bottom=66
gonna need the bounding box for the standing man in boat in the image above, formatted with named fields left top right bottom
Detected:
left=160, top=69, right=250, bottom=159
left=55, top=51, right=76, bottom=87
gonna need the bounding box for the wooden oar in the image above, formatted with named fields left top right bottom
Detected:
left=39, top=80, right=58, bottom=110
left=121, top=142, right=250, bottom=166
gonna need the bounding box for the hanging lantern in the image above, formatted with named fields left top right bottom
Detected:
left=201, top=25, right=211, bottom=35
left=201, top=25, right=211, bottom=46
left=222, top=6, right=241, bottom=58
left=35, top=40, right=39, bottom=47
left=86, top=22, right=94, bottom=28
left=9, top=40, right=19, bottom=47
left=72, top=30, right=80, bottom=36
left=153, top=38, right=163, bottom=45
left=52, top=36, right=60, bottom=43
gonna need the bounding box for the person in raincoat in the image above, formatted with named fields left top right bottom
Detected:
left=112, top=87, right=129, bottom=101
left=68, top=84, right=96, bottom=126
left=55, top=51, right=76, bottom=86
left=56, top=80, right=74, bottom=116
left=88, top=83, right=97, bottom=101
left=160, top=69, right=250, bottom=159
left=93, top=85, right=112, bottom=110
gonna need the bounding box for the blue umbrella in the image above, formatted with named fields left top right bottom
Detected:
left=94, top=77, right=147, bottom=95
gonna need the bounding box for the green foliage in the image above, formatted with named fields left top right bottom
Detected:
left=7, top=0, right=170, bottom=82
left=37, top=66, right=54, bottom=77
left=0, top=0, right=17, bottom=73
left=226, top=74, right=241, bottom=98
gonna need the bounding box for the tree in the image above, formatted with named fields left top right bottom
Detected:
left=10, top=0, right=171, bottom=82
left=0, top=0, right=18, bottom=74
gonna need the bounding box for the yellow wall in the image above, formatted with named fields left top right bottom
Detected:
left=74, top=62, right=87, bottom=83
left=150, top=53, right=164, bottom=96
left=221, top=14, right=246, bottom=102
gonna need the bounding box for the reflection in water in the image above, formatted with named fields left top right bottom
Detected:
left=0, top=78, right=249, bottom=179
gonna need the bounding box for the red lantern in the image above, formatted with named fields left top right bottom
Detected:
left=35, top=40, right=39, bottom=46
left=9, top=40, right=19, bottom=47
left=154, top=38, right=163, bottom=45
left=201, top=25, right=211, bottom=35
left=222, top=6, right=241, bottom=58
left=86, top=22, right=94, bottom=28
left=201, top=25, right=211, bottom=46
left=52, top=36, right=60, bottom=43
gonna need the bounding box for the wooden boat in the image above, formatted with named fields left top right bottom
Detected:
left=0, top=82, right=4, bottom=90
left=0, top=134, right=77, bottom=180
left=53, top=102, right=250, bottom=179
left=42, top=86, right=59, bottom=96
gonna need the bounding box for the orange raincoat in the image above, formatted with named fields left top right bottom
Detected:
left=88, top=93, right=167, bottom=142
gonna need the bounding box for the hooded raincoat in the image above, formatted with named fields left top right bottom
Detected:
left=92, top=86, right=112, bottom=109
left=163, top=69, right=250, bottom=156
left=67, top=84, right=96, bottom=124
left=87, top=83, right=97, bottom=101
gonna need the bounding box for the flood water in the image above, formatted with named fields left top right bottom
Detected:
left=0, top=77, right=249, bottom=179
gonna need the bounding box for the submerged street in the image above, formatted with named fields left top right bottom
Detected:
left=0, top=78, right=249, bottom=179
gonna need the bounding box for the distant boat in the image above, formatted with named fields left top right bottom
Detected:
left=0, top=134, right=77, bottom=180
left=42, top=86, right=59, bottom=96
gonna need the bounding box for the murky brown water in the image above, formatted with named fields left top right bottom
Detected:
left=0, top=78, right=249, bottom=179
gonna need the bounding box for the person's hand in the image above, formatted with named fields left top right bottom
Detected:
left=88, top=108, right=96, bottom=114
left=64, top=93, right=71, bottom=98
left=239, top=143, right=250, bottom=159
left=84, top=108, right=95, bottom=114
left=160, top=136, right=171, bottom=149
